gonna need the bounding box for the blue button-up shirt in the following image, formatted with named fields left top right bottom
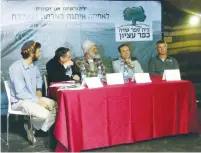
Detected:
left=9, top=59, right=42, bottom=103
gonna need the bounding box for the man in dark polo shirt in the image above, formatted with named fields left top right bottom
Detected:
left=149, top=40, right=179, bottom=75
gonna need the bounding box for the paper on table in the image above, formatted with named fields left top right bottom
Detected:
left=84, top=77, right=103, bottom=89
left=162, top=69, right=181, bottom=81
left=106, top=73, right=124, bottom=85
left=132, top=73, right=152, bottom=83
left=50, top=83, right=76, bottom=87
left=62, top=80, right=75, bottom=83
left=57, top=86, right=85, bottom=91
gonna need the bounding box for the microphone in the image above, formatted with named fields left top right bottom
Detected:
left=125, top=59, right=134, bottom=69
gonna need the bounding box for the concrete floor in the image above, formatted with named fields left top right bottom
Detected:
left=1, top=105, right=201, bottom=152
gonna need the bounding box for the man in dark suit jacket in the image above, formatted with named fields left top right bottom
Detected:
left=46, top=47, right=81, bottom=83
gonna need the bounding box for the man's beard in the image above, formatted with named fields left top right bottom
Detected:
left=88, top=49, right=100, bottom=59
left=32, top=55, right=39, bottom=62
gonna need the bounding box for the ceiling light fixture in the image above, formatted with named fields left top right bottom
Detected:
left=189, top=16, right=200, bottom=26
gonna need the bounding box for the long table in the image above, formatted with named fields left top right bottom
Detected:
left=48, top=77, right=201, bottom=152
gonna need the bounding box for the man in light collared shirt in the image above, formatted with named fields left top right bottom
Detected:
left=9, top=40, right=56, bottom=144
left=112, top=44, right=143, bottom=78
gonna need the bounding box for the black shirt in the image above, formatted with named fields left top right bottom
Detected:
left=46, top=57, right=81, bottom=82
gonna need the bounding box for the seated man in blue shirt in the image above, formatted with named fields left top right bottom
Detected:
left=9, top=40, right=57, bottom=144
left=112, top=44, right=143, bottom=78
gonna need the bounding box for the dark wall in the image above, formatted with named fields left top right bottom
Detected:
left=163, top=1, right=201, bottom=100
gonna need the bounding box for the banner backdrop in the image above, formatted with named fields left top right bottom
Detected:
left=1, top=0, right=161, bottom=78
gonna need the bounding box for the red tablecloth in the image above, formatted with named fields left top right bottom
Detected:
left=48, top=77, right=201, bottom=152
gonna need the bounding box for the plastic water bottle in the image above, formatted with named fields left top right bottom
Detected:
left=97, top=66, right=103, bottom=80
left=81, top=65, right=87, bottom=81
left=123, top=65, right=129, bottom=83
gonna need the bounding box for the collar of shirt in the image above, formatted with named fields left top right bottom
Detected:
left=119, top=57, right=132, bottom=64
left=21, top=59, right=35, bottom=70
left=63, top=64, right=68, bottom=69
left=156, top=55, right=171, bottom=61
left=88, top=59, right=94, bottom=63
left=119, top=57, right=125, bottom=64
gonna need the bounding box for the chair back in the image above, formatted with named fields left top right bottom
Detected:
left=4, top=80, right=12, bottom=113
left=4, top=80, right=28, bottom=115
left=43, top=74, right=48, bottom=96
